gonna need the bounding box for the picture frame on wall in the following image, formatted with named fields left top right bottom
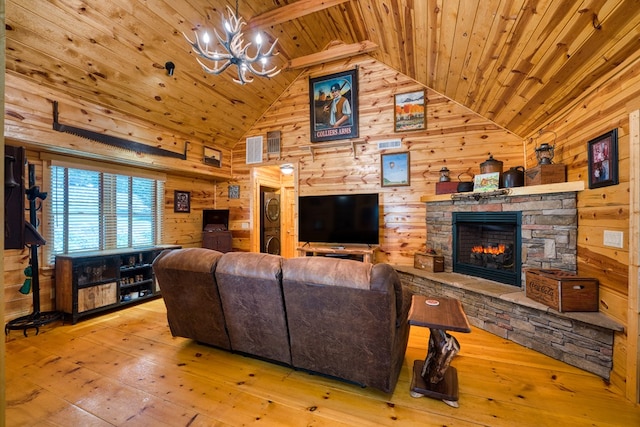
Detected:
left=174, top=190, right=190, bottom=213
left=309, top=68, right=359, bottom=143
left=394, top=90, right=426, bottom=132
left=204, top=146, right=222, bottom=167
left=587, top=129, right=618, bottom=189
left=228, top=185, right=240, bottom=199
left=381, top=152, right=410, bottom=187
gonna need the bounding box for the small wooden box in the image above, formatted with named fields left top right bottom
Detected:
left=525, top=164, right=566, bottom=186
left=414, top=252, right=444, bottom=272
left=435, top=181, right=459, bottom=195
left=525, top=269, right=598, bottom=312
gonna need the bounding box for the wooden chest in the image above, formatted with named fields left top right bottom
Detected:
left=414, top=252, right=444, bottom=272
left=524, top=164, right=566, bottom=186
left=525, top=269, right=598, bottom=312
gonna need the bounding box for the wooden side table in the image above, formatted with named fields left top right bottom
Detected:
left=408, top=295, right=471, bottom=407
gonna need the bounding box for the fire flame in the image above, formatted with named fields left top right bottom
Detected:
left=472, top=244, right=506, bottom=255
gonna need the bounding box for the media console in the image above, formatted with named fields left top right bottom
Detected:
left=297, top=245, right=379, bottom=263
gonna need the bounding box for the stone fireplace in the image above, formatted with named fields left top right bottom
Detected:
left=425, top=189, right=578, bottom=285
left=453, top=211, right=522, bottom=286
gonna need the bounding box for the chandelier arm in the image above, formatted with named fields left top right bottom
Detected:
left=197, top=58, right=234, bottom=75
left=245, top=63, right=281, bottom=78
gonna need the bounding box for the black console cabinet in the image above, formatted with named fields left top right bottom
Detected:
left=55, top=245, right=180, bottom=324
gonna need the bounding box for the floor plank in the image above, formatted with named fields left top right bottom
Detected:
left=5, top=298, right=639, bottom=426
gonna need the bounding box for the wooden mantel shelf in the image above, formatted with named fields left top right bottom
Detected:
left=420, top=181, right=585, bottom=203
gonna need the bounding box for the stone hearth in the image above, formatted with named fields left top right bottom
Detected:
left=396, top=267, right=624, bottom=379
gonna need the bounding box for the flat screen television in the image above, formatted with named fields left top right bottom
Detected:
left=298, top=193, right=379, bottom=245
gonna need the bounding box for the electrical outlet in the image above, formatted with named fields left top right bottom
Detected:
left=603, top=230, right=623, bottom=248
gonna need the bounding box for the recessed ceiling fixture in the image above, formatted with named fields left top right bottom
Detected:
left=183, top=0, right=280, bottom=85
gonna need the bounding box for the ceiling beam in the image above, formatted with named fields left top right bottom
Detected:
left=248, top=0, right=352, bottom=28
left=285, top=40, right=378, bottom=70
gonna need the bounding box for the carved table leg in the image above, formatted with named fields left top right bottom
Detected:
left=410, top=328, right=462, bottom=406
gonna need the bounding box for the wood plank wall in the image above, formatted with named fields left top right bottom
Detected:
left=229, top=56, right=525, bottom=263
left=2, top=75, right=226, bottom=324
left=526, top=54, right=640, bottom=398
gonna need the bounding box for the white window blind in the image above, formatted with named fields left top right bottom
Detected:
left=46, top=164, right=164, bottom=264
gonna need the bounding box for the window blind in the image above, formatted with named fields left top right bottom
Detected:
left=46, top=164, right=164, bottom=265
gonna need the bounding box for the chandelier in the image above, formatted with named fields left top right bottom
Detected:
left=183, top=1, right=280, bottom=85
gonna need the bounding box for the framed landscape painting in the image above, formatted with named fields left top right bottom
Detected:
left=394, top=90, right=426, bottom=132
left=381, top=152, right=410, bottom=187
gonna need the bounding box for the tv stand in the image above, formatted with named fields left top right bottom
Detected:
left=297, top=245, right=379, bottom=263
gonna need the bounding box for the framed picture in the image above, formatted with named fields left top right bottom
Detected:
left=204, top=146, right=222, bottom=168
left=587, top=129, right=618, bottom=189
left=309, top=69, right=359, bottom=143
left=381, top=152, right=410, bottom=187
left=228, top=185, right=240, bottom=199
left=174, top=190, right=190, bottom=213
left=473, top=172, right=500, bottom=192
left=394, top=90, right=426, bottom=132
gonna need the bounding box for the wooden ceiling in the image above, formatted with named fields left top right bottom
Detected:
left=6, top=0, right=640, bottom=150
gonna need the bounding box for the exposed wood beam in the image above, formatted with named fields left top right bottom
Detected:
left=248, top=0, right=352, bottom=28
left=285, top=40, right=378, bottom=70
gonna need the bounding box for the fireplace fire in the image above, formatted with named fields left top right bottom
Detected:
left=453, top=212, right=522, bottom=286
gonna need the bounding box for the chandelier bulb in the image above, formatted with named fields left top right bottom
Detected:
left=256, top=33, right=262, bottom=45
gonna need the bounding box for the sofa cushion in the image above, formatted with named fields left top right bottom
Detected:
left=152, top=248, right=231, bottom=349
left=215, top=252, right=291, bottom=365
left=280, top=256, right=372, bottom=289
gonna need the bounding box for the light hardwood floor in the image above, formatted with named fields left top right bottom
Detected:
left=5, top=298, right=639, bottom=426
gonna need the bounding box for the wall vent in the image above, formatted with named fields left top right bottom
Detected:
left=246, top=136, right=263, bottom=164
left=377, top=139, right=402, bottom=150
left=266, top=131, right=281, bottom=156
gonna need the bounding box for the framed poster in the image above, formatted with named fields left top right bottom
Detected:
left=174, top=190, right=190, bottom=213
left=587, top=129, right=618, bottom=189
left=381, top=152, right=410, bottom=187
left=394, top=90, right=426, bottom=132
left=204, top=146, right=222, bottom=167
left=309, top=69, right=359, bottom=143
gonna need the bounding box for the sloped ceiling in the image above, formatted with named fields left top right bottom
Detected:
left=6, top=0, right=640, bottom=150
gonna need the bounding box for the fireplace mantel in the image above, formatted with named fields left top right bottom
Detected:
left=420, top=181, right=584, bottom=203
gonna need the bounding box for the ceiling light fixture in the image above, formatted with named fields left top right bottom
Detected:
left=280, top=164, right=295, bottom=175
left=183, top=0, right=280, bottom=85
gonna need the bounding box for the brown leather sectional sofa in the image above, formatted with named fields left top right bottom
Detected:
left=153, top=248, right=412, bottom=393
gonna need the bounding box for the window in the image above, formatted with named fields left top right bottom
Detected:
left=46, top=163, right=164, bottom=264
